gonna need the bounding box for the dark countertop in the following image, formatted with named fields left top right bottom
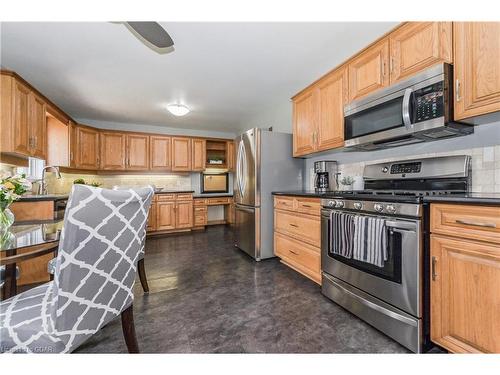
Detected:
left=18, top=194, right=69, bottom=202
left=272, top=190, right=333, bottom=198
left=423, top=193, right=500, bottom=206
left=155, top=190, right=195, bottom=194
left=1, top=219, right=63, bottom=251
left=194, top=193, right=233, bottom=198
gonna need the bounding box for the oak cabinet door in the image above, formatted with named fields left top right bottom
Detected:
left=171, top=137, right=192, bottom=171
left=430, top=235, right=500, bottom=353
left=191, top=138, right=206, bottom=171
left=29, top=92, right=47, bottom=159
left=292, top=88, right=317, bottom=156
left=389, top=22, right=452, bottom=83
left=12, top=80, right=31, bottom=156
left=316, top=67, right=347, bottom=151
left=348, top=38, right=390, bottom=101
left=156, top=201, right=175, bottom=230
left=226, top=141, right=236, bottom=172
left=100, top=132, right=126, bottom=170
left=146, top=202, right=157, bottom=232
left=126, top=134, right=149, bottom=170
left=150, top=136, right=171, bottom=170
left=76, top=126, right=100, bottom=169
left=454, top=22, right=500, bottom=120
left=175, top=200, right=193, bottom=229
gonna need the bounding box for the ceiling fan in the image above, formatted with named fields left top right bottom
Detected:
left=123, top=22, right=174, bottom=54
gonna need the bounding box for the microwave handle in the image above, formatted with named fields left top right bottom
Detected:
left=402, top=88, right=413, bottom=130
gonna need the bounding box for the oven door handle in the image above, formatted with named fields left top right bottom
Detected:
left=402, top=87, right=413, bottom=130
left=385, top=220, right=416, bottom=231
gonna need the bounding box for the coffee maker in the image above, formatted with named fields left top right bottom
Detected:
left=314, top=161, right=338, bottom=192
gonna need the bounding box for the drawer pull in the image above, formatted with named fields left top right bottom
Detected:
left=289, top=250, right=299, bottom=255
left=431, top=256, right=437, bottom=281
left=289, top=223, right=298, bottom=228
left=455, top=219, right=496, bottom=228
left=301, top=204, right=311, bottom=208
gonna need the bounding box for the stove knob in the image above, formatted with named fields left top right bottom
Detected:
left=334, top=200, right=344, bottom=208
left=386, top=204, right=397, bottom=214
left=382, top=166, right=389, bottom=173
left=353, top=202, right=363, bottom=210
left=374, top=203, right=384, bottom=212
left=328, top=201, right=335, bottom=208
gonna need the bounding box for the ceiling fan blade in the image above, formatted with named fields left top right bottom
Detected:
left=125, top=22, right=174, bottom=49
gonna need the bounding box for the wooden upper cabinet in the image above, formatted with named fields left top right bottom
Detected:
left=126, top=134, right=149, bottom=170
left=348, top=37, right=390, bottom=101
left=191, top=138, right=206, bottom=171
left=100, top=132, right=126, bottom=170
left=76, top=126, right=100, bottom=170
left=171, top=137, right=192, bottom=171
left=431, top=235, right=500, bottom=353
left=389, top=22, right=452, bottom=83
left=175, top=200, right=193, bottom=229
left=150, top=135, right=171, bottom=170
left=292, top=88, right=317, bottom=157
left=68, top=121, right=77, bottom=168
left=226, top=140, right=236, bottom=172
left=454, top=22, right=500, bottom=120
left=29, top=92, right=47, bottom=159
left=12, top=79, right=31, bottom=156
left=316, top=67, right=347, bottom=151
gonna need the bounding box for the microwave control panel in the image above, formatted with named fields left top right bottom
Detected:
left=413, top=82, right=444, bottom=123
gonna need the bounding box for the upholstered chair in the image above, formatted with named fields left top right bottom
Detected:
left=0, top=184, right=153, bottom=353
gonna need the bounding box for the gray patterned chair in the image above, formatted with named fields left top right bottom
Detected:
left=0, top=184, right=153, bottom=353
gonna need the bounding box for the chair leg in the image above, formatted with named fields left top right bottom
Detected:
left=137, top=258, right=149, bottom=293
left=121, top=304, right=139, bottom=353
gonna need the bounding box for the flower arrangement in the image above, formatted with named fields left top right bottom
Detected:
left=73, top=178, right=102, bottom=187
left=1, top=173, right=32, bottom=234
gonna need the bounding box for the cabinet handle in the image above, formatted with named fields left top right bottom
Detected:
left=289, top=250, right=299, bottom=255
left=289, top=223, right=298, bottom=228
left=301, top=204, right=311, bottom=208
left=431, top=256, right=437, bottom=281
left=382, top=61, right=386, bottom=77
left=455, top=79, right=461, bottom=102
left=455, top=219, right=496, bottom=228
left=390, top=56, right=394, bottom=73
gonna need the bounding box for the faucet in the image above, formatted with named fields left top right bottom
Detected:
left=37, top=166, right=62, bottom=195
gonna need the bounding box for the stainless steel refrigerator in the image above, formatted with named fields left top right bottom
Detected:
left=234, top=128, right=304, bottom=260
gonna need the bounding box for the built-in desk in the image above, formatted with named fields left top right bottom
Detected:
left=193, top=196, right=234, bottom=228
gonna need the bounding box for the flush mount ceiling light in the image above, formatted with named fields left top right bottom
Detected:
left=166, top=103, right=190, bottom=116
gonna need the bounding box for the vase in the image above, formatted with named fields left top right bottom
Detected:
left=0, top=207, right=15, bottom=237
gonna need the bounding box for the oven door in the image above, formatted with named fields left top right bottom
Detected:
left=321, top=209, right=421, bottom=317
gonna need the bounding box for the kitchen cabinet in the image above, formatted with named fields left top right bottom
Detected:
left=171, top=137, right=192, bottom=172
left=430, top=203, right=500, bottom=353
left=156, top=200, right=176, bottom=231
left=100, top=132, right=126, bottom=170
left=292, top=66, right=347, bottom=156
left=126, top=133, right=149, bottom=170
left=150, top=135, right=171, bottom=171
left=273, top=195, right=321, bottom=284
left=389, top=22, right=452, bottom=83
left=193, top=205, right=208, bottom=227
left=175, top=200, right=194, bottom=229
left=11, top=79, right=31, bottom=156
left=191, top=138, right=206, bottom=171
left=28, top=92, right=47, bottom=159
left=348, top=37, right=390, bottom=101
left=453, top=22, right=500, bottom=120
left=146, top=197, right=157, bottom=232
left=75, top=125, right=100, bottom=170
left=226, top=140, right=236, bottom=172
left=68, top=121, right=77, bottom=168
left=292, top=88, right=317, bottom=156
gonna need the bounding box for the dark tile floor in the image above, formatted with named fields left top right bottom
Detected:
left=76, top=225, right=408, bottom=353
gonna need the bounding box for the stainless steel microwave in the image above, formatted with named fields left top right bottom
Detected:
left=344, top=63, right=473, bottom=151
left=201, top=172, right=229, bottom=193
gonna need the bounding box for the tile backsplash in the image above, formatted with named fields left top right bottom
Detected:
left=307, top=145, right=500, bottom=193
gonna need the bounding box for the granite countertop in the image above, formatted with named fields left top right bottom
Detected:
left=272, top=190, right=333, bottom=198
left=1, top=219, right=64, bottom=251
left=423, top=193, right=500, bottom=205
left=193, top=193, right=233, bottom=198
left=18, top=194, right=69, bottom=202
left=155, top=190, right=195, bottom=194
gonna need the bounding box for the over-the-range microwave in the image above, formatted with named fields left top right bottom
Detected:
left=343, top=63, right=473, bottom=151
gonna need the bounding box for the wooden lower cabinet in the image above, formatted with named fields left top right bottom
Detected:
left=193, top=206, right=208, bottom=227
left=156, top=201, right=176, bottom=231
left=175, top=200, right=193, bottom=229
left=148, top=193, right=194, bottom=233
left=430, top=203, right=500, bottom=353
left=273, top=195, right=321, bottom=284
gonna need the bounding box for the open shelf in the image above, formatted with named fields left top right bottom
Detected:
left=206, top=140, right=227, bottom=168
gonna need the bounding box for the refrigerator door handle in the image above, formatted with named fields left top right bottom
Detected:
left=240, top=140, right=247, bottom=198
left=236, top=140, right=245, bottom=198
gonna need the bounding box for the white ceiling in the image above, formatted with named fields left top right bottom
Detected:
left=0, top=22, right=398, bottom=133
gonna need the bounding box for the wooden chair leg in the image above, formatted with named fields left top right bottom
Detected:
left=121, top=304, right=139, bottom=353
left=137, top=258, right=149, bottom=293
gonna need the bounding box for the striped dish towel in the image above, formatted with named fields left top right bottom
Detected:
left=330, top=211, right=355, bottom=259
left=353, top=216, right=388, bottom=268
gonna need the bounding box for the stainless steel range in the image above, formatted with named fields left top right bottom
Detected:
left=320, top=155, right=471, bottom=353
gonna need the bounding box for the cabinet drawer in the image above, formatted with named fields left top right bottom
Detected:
left=176, top=193, right=193, bottom=201
left=194, top=198, right=207, bottom=206
left=207, top=197, right=230, bottom=205
left=194, top=206, right=207, bottom=213
left=431, top=204, right=500, bottom=244
left=274, top=196, right=295, bottom=211
left=296, top=197, right=321, bottom=216
left=274, top=232, right=320, bottom=283
left=157, top=194, right=176, bottom=201
left=274, top=209, right=321, bottom=247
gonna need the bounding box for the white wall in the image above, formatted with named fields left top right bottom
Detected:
left=243, top=101, right=292, bottom=134
left=76, top=118, right=237, bottom=139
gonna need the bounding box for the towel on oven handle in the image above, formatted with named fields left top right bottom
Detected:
left=329, top=211, right=354, bottom=259
left=353, top=215, right=388, bottom=268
